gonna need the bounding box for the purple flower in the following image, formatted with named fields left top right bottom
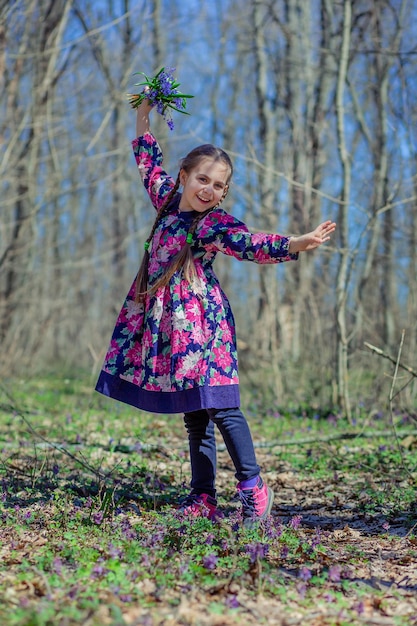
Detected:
left=299, top=566, right=312, bottom=582
left=119, top=594, right=132, bottom=602
left=108, top=543, right=123, bottom=559
left=356, top=600, right=365, bottom=615
left=90, top=563, right=109, bottom=579
left=225, top=595, right=240, bottom=609
left=141, top=554, right=150, bottom=567
left=328, top=565, right=341, bottom=583
left=297, top=583, right=307, bottom=598
left=221, top=539, right=229, bottom=552
left=120, top=518, right=137, bottom=540
left=311, top=527, right=322, bottom=548
left=92, top=511, right=104, bottom=525
left=128, top=569, right=140, bottom=581
left=202, top=553, right=218, bottom=570
left=281, top=546, right=289, bottom=559
left=289, top=514, right=302, bottom=530
left=205, top=533, right=214, bottom=545
left=52, top=557, right=63, bottom=575
left=264, top=518, right=283, bottom=539
left=245, top=542, right=269, bottom=563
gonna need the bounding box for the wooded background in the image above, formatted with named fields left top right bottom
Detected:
left=1, top=0, right=416, bottom=417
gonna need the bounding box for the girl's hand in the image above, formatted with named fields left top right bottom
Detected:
left=288, top=220, right=336, bottom=253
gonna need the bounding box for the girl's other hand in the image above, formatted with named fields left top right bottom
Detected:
left=288, top=220, right=336, bottom=253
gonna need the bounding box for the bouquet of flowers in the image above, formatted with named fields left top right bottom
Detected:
left=127, top=67, right=193, bottom=130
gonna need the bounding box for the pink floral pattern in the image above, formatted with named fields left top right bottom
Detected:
left=95, top=132, right=298, bottom=414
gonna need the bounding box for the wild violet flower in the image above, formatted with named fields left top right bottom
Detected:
left=202, top=553, right=218, bottom=570
left=281, top=545, right=289, bottom=559
left=225, top=595, right=240, bottom=609
left=328, top=564, right=341, bottom=583
left=311, top=527, right=322, bottom=548
left=91, top=510, right=104, bottom=525
left=245, top=542, right=269, bottom=564
left=52, top=557, right=63, bottom=575
left=90, top=563, right=109, bottom=579
left=289, top=514, right=303, bottom=530
left=119, top=594, right=132, bottom=603
left=127, top=67, right=193, bottom=130
left=299, top=566, right=312, bottom=582
left=356, top=600, right=365, bottom=615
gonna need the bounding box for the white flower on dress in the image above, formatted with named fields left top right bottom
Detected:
left=173, top=307, right=189, bottom=331
left=126, top=299, right=143, bottom=319
left=155, top=373, right=172, bottom=391
left=149, top=294, right=164, bottom=321
left=190, top=275, right=205, bottom=296
left=177, top=350, right=203, bottom=377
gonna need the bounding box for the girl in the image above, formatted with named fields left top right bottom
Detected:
left=96, top=97, right=336, bottom=527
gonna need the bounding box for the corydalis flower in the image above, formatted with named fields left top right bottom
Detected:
left=245, top=542, right=269, bottom=564
left=202, top=553, right=218, bottom=570
left=289, top=514, right=303, bottom=530
left=127, top=67, right=193, bottom=130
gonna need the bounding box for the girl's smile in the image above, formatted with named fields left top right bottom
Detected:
left=179, top=157, right=230, bottom=212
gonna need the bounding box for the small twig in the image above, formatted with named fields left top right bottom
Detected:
left=388, top=331, right=413, bottom=478
left=218, top=429, right=417, bottom=451
left=0, top=383, right=106, bottom=480
left=364, top=341, right=417, bottom=378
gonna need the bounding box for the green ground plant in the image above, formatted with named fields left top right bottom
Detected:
left=0, top=376, right=416, bottom=625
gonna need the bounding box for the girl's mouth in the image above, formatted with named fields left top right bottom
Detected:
left=197, top=195, right=211, bottom=204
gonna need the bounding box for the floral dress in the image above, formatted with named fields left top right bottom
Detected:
left=95, top=132, right=298, bottom=414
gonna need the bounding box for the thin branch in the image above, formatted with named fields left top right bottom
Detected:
left=364, top=341, right=417, bottom=378
left=0, top=383, right=106, bottom=480
left=388, top=330, right=413, bottom=478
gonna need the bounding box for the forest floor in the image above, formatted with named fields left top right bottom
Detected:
left=0, top=376, right=416, bottom=626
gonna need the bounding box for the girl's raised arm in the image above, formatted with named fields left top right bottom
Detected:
left=135, top=97, right=153, bottom=137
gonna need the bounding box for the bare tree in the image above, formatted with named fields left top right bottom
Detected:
left=335, top=0, right=352, bottom=421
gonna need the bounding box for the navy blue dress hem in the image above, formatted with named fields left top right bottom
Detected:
left=95, top=370, right=240, bottom=415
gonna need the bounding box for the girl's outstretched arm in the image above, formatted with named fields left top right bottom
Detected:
left=135, top=97, right=153, bottom=137
left=288, top=220, right=336, bottom=253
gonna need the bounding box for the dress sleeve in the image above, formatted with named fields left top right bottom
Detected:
left=196, top=208, right=298, bottom=264
left=132, top=132, right=175, bottom=211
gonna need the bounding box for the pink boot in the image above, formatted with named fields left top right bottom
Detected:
left=237, top=477, right=274, bottom=528
left=178, top=493, right=218, bottom=520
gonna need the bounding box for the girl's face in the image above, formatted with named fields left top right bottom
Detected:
left=179, top=158, right=230, bottom=212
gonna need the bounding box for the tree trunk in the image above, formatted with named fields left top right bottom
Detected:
left=335, top=0, right=352, bottom=421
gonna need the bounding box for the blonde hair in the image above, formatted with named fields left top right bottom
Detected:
left=135, top=144, right=233, bottom=302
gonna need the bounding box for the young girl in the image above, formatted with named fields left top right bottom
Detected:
left=96, top=97, right=336, bottom=527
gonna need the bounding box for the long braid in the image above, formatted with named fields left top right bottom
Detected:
left=135, top=175, right=181, bottom=302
